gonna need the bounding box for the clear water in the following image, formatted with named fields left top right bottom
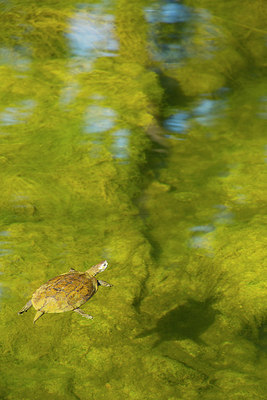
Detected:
left=0, top=0, right=266, bottom=399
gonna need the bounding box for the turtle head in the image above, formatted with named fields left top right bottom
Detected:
left=86, top=260, right=108, bottom=277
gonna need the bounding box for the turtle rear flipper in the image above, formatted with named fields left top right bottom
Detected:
left=73, top=308, right=93, bottom=319
left=18, top=300, right=32, bottom=315
left=98, top=280, right=112, bottom=287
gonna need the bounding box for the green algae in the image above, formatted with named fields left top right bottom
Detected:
left=0, top=0, right=266, bottom=399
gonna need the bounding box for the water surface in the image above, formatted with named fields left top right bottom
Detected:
left=0, top=0, right=266, bottom=399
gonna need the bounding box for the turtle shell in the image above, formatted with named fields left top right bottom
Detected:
left=32, top=272, right=98, bottom=313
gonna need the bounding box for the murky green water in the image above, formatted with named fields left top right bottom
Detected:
left=0, top=0, right=266, bottom=399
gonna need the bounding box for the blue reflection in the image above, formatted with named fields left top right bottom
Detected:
left=60, top=82, right=80, bottom=105
left=0, top=231, right=10, bottom=237
left=158, top=43, right=186, bottom=63
left=0, top=249, right=13, bottom=257
left=112, top=129, right=130, bottom=159
left=67, top=10, right=118, bottom=63
left=0, top=230, right=12, bottom=258
left=84, top=105, right=116, bottom=134
left=164, top=111, right=189, bottom=133
left=145, top=1, right=190, bottom=24
left=214, top=210, right=234, bottom=224
left=189, top=235, right=212, bottom=251
left=161, top=2, right=191, bottom=23
left=0, top=47, right=30, bottom=70
left=258, top=96, right=267, bottom=119
left=0, top=99, right=35, bottom=126
left=189, top=224, right=215, bottom=250
left=193, top=98, right=224, bottom=125
left=190, top=225, right=215, bottom=233
left=144, top=1, right=191, bottom=63
left=194, top=99, right=214, bottom=115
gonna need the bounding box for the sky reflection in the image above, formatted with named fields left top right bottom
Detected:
left=67, top=10, right=118, bottom=70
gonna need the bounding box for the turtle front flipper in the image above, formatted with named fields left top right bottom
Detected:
left=98, top=280, right=112, bottom=287
left=33, top=311, right=44, bottom=324
left=18, top=300, right=32, bottom=315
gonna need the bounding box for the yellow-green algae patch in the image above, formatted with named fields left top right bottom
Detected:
left=0, top=0, right=266, bottom=399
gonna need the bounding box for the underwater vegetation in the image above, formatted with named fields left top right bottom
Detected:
left=0, top=0, right=266, bottom=399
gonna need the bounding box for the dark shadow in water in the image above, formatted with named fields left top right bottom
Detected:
left=158, top=71, right=192, bottom=107
left=258, top=321, right=267, bottom=352
left=136, top=297, right=219, bottom=346
left=242, top=319, right=267, bottom=352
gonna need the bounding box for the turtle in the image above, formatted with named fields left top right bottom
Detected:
left=18, top=260, right=112, bottom=323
